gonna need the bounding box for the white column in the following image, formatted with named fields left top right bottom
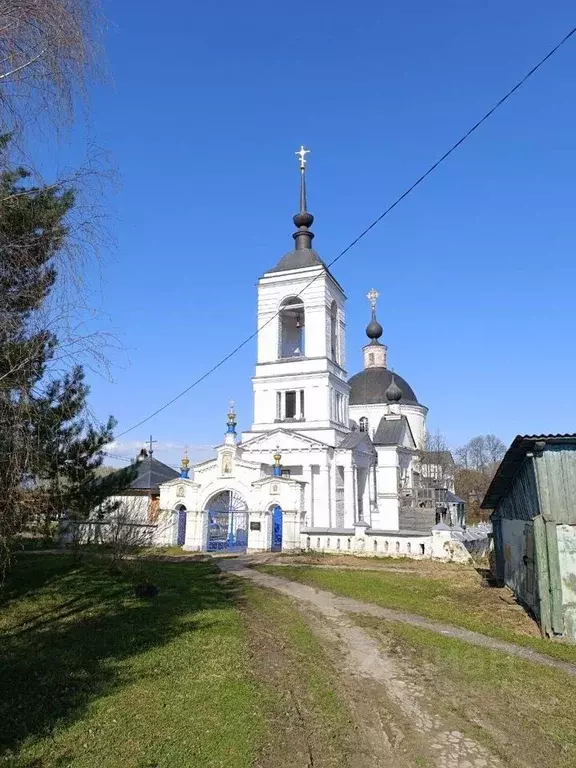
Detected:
left=352, top=466, right=359, bottom=522
left=330, top=458, right=338, bottom=528
left=319, top=465, right=330, bottom=528
left=362, top=469, right=370, bottom=526
left=344, top=466, right=355, bottom=528
left=304, top=465, right=314, bottom=527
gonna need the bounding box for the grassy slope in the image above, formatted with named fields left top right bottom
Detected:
left=0, top=556, right=261, bottom=768
left=257, top=564, right=576, bottom=664
left=0, top=555, right=356, bottom=768
left=360, top=618, right=576, bottom=768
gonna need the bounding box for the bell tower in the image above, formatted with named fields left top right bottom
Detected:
left=243, top=148, right=350, bottom=447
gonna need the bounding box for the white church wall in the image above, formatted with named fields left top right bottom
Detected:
left=247, top=510, right=271, bottom=551
left=299, top=526, right=471, bottom=562
left=348, top=402, right=427, bottom=448
left=183, top=510, right=208, bottom=551
left=300, top=530, right=432, bottom=558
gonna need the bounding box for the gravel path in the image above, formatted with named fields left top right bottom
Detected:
left=221, top=558, right=576, bottom=676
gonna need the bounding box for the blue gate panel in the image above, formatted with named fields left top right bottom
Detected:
left=272, top=505, right=283, bottom=551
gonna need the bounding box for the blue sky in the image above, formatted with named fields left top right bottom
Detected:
left=41, top=1, right=576, bottom=467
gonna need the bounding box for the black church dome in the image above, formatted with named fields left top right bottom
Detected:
left=348, top=368, right=419, bottom=406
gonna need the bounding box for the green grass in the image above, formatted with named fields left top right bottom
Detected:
left=256, top=564, right=576, bottom=664
left=241, top=586, right=354, bottom=767
left=360, top=618, right=576, bottom=768
left=0, top=555, right=263, bottom=767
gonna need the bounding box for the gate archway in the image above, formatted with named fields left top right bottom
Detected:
left=205, top=490, right=248, bottom=552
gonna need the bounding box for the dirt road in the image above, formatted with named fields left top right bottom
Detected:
left=220, top=559, right=505, bottom=768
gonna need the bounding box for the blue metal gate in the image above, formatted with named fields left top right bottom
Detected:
left=271, top=505, right=283, bottom=551
left=176, top=507, right=187, bottom=546
left=206, top=490, right=248, bottom=553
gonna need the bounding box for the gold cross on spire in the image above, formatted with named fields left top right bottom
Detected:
left=367, top=288, right=380, bottom=310
left=295, top=145, right=310, bottom=169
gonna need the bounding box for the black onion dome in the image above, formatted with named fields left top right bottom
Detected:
left=348, top=368, right=419, bottom=405
left=385, top=375, right=403, bottom=402
left=366, top=318, right=383, bottom=340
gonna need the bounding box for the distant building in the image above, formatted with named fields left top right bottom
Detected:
left=108, top=448, right=179, bottom=523
left=482, top=434, right=576, bottom=641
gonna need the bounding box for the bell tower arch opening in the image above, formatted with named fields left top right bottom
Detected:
left=279, top=296, right=305, bottom=359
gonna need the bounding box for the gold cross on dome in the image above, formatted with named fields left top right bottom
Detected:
left=367, top=288, right=380, bottom=309
left=295, top=145, right=310, bottom=169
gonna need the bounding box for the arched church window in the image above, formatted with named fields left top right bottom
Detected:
left=359, top=417, right=369, bottom=433
left=330, top=300, right=338, bottom=363
left=279, top=297, right=305, bottom=358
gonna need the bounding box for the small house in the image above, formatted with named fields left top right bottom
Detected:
left=481, top=434, right=576, bottom=641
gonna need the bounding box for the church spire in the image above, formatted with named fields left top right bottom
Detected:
left=363, top=289, right=388, bottom=369
left=292, top=146, right=315, bottom=251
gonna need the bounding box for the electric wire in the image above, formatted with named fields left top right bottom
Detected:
left=114, top=24, right=576, bottom=440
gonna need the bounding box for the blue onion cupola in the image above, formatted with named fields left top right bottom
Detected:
left=180, top=449, right=190, bottom=479
left=225, top=400, right=238, bottom=445
left=273, top=445, right=282, bottom=477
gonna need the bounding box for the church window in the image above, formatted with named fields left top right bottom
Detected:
left=276, top=391, right=281, bottom=420
left=420, top=543, right=425, bottom=555
left=279, top=297, right=305, bottom=358
left=347, top=538, right=352, bottom=550
left=316, top=538, right=321, bottom=549
left=306, top=537, right=311, bottom=549
left=330, top=301, right=338, bottom=362
left=300, top=390, right=305, bottom=419
left=281, top=469, right=290, bottom=478
left=384, top=540, right=389, bottom=553
left=335, top=392, right=343, bottom=424
left=395, top=541, right=400, bottom=553
left=373, top=539, right=378, bottom=552
left=285, top=390, right=296, bottom=418
left=326, top=537, right=330, bottom=549
left=359, top=417, right=369, bottom=433
left=336, top=538, right=341, bottom=550
left=407, top=542, right=412, bottom=554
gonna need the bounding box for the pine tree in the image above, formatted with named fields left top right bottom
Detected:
left=0, top=136, right=129, bottom=564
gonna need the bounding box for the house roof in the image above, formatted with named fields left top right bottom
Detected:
left=373, top=415, right=415, bottom=447
left=128, top=455, right=180, bottom=493
left=481, top=434, right=576, bottom=509
left=337, top=431, right=374, bottom=451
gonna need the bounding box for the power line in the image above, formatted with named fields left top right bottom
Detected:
left=115, top=23, right=576, bottom=440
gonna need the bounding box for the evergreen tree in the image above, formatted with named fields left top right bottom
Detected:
left=0, top=137, right=130, bottom=563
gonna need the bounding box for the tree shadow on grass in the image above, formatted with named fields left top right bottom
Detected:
left=0, top=554, right=242, bottom=760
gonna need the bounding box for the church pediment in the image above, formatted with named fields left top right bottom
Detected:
left=160, top=477, right=200, bottom=490
left=241, top=428, right=328, bottom=453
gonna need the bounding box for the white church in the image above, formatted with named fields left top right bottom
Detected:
left=141, top=149, right=467, bottom=559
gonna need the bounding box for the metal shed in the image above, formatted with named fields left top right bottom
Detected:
left=482, top=434, right=576, bottom=641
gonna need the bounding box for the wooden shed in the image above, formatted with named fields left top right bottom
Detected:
left=481, top=434, right=576, bottom=641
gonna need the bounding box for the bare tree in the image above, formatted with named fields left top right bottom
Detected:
left=107, top=497, right=170, bottom=569
left=418, top=429, right=455, bottom=486
left=454, top=434, right=508, bottom=523
left=485, top=434, right=506, bottom=465
left=0, top=0, right=105, bottom=137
